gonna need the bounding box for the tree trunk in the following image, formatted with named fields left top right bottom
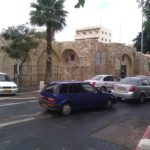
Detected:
left=45, top=24, right=52, bottom=83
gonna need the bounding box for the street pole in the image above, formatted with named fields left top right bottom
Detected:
left=140, top=2, right=144, bottom=74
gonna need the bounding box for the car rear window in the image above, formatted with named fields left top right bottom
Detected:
left=43, top=83, right=59, bottom=94
left=91, top=75, right=103, bottom=80
left=119, top=77, right=139, bottom=86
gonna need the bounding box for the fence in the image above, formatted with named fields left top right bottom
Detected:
left=16, top=65, right=92, bottom=92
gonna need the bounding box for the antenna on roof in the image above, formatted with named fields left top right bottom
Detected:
left=119, top=22, right=122, bottom=43
left=99, top=17, right=102, bottom=27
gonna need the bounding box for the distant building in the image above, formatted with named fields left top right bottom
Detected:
left=75, top=26, right=112, bottom=43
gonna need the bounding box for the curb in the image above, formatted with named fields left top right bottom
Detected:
left=136, top=126, right=150, bottom=150
left=17, top=90, right=41, bottom=95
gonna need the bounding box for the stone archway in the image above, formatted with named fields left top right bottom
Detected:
left=61, top=49, right=79, bottom=65
left=36, top=49, right=61, bottom=81
left=121, top=54, right=133, bottom=77
left=60, top=49, right=81, bottom=80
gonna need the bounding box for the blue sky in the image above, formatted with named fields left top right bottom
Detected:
left=0, top=0, right=142, bottom=45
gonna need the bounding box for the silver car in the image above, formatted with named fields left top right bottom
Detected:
left=0, top=72, right=18, bottom=95
left=85, top=75, right=120, bottom=92
left=111, top=76, right=150, bottom=103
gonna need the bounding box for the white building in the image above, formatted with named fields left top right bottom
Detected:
left=75, top=26, right=112, bottom=43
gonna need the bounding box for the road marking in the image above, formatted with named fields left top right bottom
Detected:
left=17, top=90, right=40, bottom=95
left=0, top=100, right=38, bottom=107
left=22, top=112, right=43, bottom=117
left=0, top=118, right=36, bottom=128
left=0, top=112, right=52, bottom=128
left=0, top=97, right=38, bottom=101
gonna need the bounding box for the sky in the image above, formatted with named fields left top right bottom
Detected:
left=0, top=0, right=142, bottom=45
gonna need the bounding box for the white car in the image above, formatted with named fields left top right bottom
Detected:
left=0, top=72, right=18, bottom=95
left=85, top=75, right=120, bottom=92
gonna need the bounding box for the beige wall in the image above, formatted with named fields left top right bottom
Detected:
left=0, top=39, right=150, bottom=84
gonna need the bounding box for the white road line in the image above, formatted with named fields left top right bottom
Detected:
left=0, top=97, right=38, bottom=101
left=0, top=112, right=52, bottom=128
left=0, top=100, right=38, bottom=107
left=17, top=90, right=40, bottom=95
left=22, top=112, right=43, bottom=117
left=0, top=118, right=36, bottom=128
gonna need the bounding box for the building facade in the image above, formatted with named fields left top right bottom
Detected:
left=75, top=26, right=112, bottom=43
left=0, top=35, right=150, bottom=89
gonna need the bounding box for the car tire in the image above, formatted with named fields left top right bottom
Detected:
left=12, top=93, right=16, bottom=96
left=138, top=94, right=145, bottom=103
left=100, top=86, right=107, bottom=92
left=61, top=103, right=72, bottom=115
left=105, top=100, right=112, bottom=109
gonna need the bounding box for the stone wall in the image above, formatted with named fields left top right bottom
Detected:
left=0, top=38, right=150, bottom=87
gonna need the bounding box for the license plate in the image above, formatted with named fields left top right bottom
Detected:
left=3, top=90, right=12, bottom=94
left=117, top=87, right=126, bottom=92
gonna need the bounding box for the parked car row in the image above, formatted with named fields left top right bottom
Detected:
left=1, top=71, right=150, bottom=116
left=39, top=74, right=150, bottom=115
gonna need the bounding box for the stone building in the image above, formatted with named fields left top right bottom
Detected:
left=0, top=34, right=150, bottom=90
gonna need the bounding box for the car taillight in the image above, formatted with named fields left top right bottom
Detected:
left=47, top=98, right=57, bottom=103
left=40, top=96, right=47, bottom=100
left=129, top=85, right=135, bottom=92
left=113, top=84, right=116, bottom=90
left=91, top=82, right=96, bottom=86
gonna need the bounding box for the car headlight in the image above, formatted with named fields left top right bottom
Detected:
left=12, top=86, right=17, bottom=88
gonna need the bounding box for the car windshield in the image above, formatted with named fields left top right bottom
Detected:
left=119, top=77, right=139, bottom=86
left=91, top=75, right=103, bottom=80
left=0, top=74, right=11, bottom=82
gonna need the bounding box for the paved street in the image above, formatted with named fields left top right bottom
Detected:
left=0, top=92, right=150, bottom=150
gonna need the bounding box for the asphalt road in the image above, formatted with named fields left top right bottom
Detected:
left=0, top=92, right=150, bottom=150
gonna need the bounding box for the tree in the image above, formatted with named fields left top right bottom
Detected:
left=34, top=30, right=47, bottom=39
left=75, top=0, right=85, bottom=8
left=30, top=0, right=68, bottom=82
left=134, top=0, right=150, bottom=53
left=1, top=24, right=38, bottom=84
left=137, top=0, right=150, bottom=19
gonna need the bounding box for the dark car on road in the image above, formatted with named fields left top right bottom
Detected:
left=39, top=81, right=117, bottom=115
left=111, top=76, right=150, bottom=103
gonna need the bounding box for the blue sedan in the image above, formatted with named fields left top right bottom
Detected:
left=39, top=81, right=117, bottom=115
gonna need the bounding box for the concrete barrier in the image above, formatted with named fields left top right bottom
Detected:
left=136, top=126, right=150, bottom=150
left=39, top=81, right=45, bottom=90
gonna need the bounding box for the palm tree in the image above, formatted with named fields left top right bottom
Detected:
left=30, top=0, right=68, bottom=82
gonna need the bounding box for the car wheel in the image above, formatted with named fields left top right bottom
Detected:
left=12, top=93, right=16, bottom=96
left=138, top=94, right=145, bottom=103
left=61, top=103, right=72, bottom=115
left=100, top=86, right=107, bottom=92
left=105, top=100, right=112, bottom=109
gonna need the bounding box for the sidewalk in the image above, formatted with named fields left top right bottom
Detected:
left=16, top=90, right=40, bottom=98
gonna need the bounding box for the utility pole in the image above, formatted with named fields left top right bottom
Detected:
left=140, top=2, right=144, bottom=74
